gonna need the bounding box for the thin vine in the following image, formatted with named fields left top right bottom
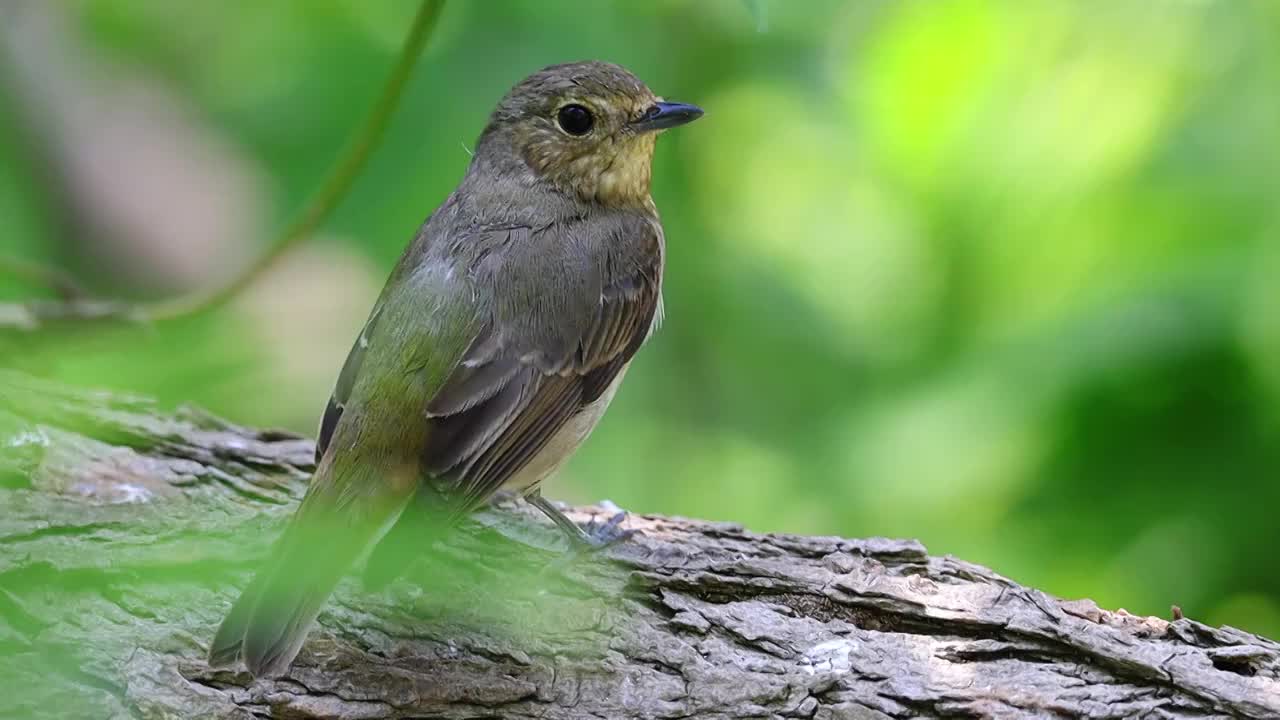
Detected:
left=0, top=0, right=446, bottom=326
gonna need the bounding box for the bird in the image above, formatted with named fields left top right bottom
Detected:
left=207, top=60, right=702, bottom=678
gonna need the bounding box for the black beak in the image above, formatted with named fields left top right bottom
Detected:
left=631, top=101, right=704, bottom=132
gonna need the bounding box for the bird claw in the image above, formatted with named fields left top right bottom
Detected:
left=539, top=511, right=636, bottom=579
left=579, top=511, right=636, bottom=549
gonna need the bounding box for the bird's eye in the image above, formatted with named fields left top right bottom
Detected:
left=556, top=104, right=594, bottom=136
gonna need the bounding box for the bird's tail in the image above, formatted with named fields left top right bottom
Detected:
left=208, top=460, right=414, bottom=677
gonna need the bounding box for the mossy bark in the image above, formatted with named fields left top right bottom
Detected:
left=1, top=369, right=1277, bottom=719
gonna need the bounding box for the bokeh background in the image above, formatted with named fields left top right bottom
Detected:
left=2, top=0, right=1278, bottom=638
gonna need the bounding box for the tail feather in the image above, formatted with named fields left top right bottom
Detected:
left=208, top=462, right=415, bottom=677
left=208, top=530, right=359, bottom=677
left=240, top=563, right=344, bottom=678
left=207, top=569, right=267, bottom=668
left=361, top=485, right=453, bottom=591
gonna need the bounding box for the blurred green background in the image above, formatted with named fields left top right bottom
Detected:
left=2, top=0, right=1278, bottom=638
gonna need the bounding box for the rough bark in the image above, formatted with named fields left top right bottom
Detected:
left=1, top=369, right=1277, bottom=720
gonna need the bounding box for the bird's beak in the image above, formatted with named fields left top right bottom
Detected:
left=631, top=101, right=704, bottom=132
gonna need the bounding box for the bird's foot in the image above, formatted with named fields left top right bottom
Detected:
left=524, top=492, right=637, bottom=553
left=578, top=510, right=635, bottom=549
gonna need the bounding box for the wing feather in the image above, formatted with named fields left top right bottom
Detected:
left=315, top=306, right=380, bottom=465
left=422, top=218, right=662, bottom=514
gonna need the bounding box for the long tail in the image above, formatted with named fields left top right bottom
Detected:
left=208, top=462, right=413, bottom=677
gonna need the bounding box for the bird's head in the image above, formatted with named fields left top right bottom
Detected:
left=477, top=61, right=702, bottom=207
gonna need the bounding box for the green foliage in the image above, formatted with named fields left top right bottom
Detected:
left=1, top=0, right=1277, bottom=638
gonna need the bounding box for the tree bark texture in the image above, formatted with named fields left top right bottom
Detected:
left=1, top=369, right=1278, bottom=719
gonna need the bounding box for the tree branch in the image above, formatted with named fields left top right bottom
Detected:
left=1, top=368, right=1277, bottom=719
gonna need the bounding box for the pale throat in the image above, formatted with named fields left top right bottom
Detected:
left=590, top=137, right=656, bottom=206
left=529, top=133, right=658, bottom=207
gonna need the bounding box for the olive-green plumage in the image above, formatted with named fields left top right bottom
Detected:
left=208, top=61, right=701, bottom=678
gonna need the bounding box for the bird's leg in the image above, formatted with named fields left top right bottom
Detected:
left=525, top=491, right=592, bottom=544
left=524, top=490, right=633, bottom=549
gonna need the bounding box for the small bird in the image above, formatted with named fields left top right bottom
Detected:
left=208, top=61, right=702, bottom=678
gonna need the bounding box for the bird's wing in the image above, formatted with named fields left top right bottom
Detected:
left=420, top=217, right=663, bottom=516
left=314, top=231, right=436, bottom=466
left=315, top=305, right=380, bottom=465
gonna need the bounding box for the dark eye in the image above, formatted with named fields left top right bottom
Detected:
left=557, top=104, right=594, bottom=136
